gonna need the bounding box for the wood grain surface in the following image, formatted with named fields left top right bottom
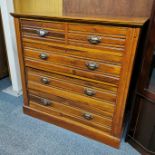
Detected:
left=12, top=7, right=145, bottom=148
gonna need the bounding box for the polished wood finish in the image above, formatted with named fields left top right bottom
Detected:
left=11, top=13, right=148, bottom=27
left=27, top=68, right=117, bottom=103
left=0, top=11, right=8, bottom=79
left=29, top=93, right=113, bottom=133
left=12, top=5, right=146, bottom=148
left=24, top=105, right=120, bottom=147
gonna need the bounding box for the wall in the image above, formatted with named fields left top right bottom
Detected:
left=0, top=0, right=22, bottom=95
left=14, top=0, right=62, bottom=16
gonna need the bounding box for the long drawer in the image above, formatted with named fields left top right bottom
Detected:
left=27, top=68, right=117, bottom=103
left=26, top=68, right=116, bottom=118
left=24, top=47, right=121, bottom=76
left=29, top=92, right=113, bottom=133
left=24, top=47, right=121, bottom=85
left=23, top=41, right=123, bottom=64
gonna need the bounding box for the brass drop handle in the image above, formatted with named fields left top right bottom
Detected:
left=41, top=77, right=50, bottom=84
left=84, top=88, right=96, bottom=96
left=36, top=29, right=48, bottom=37
left=40, top=98, right=52, bottom=106
left=86, top=61, right=99, bottom=70
left=83, top=113, right=93, bottom=120
left=88, top=35, right=102, bottom=44
left=39, top=53, right=48, bottom=60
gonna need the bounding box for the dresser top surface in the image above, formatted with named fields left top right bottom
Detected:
left=11, top=11, right=148, bottom=27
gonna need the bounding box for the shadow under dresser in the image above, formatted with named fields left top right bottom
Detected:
left=11, top=11, right=147, bottom=148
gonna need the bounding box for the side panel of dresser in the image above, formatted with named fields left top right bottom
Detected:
left=14, top=18, right=29, bottom=105
left=112, top=28, right=141, bottom=137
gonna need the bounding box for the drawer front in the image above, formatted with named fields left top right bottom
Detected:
left=24, top=47, right=121, bottom=76
left=29, top=89, right=114, bottom=119
left=27, top=74, right=115, bottom=118
left=29, top=93, right=112, bottom=133
left=23, top=41, right=123, bottom=64
left=21, top=19, right=66, bottom=44
left=27, top=67, right=117, bottom=93
left=27, top=68, right=117, bottom=103
left=25, top=58, right=120, bottom=86
left=68, top=23, right=128, bottom=52
left=26, top=70, right=115, bottom=116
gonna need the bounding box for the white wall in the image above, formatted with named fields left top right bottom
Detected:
left=0, top=0, right=22, bottom=95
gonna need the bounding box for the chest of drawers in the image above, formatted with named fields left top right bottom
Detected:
left=11, top=13, right=147, bottom=148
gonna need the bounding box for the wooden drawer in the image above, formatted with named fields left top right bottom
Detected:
left=24, top=47, right=121, bottom=76
left=21, top=19, right=66, bottom=44
left=25, top=58, right=120, bottom=86
left=29, top=93, right=112, bottom=133
left=68, top=23, right=128, bottom=52
left=27, top=74, right=115, bottom=119
left=27, top=67, right=117, bottom=93
left=27, top=68, right=117, bottom=103
left=29, top=89, right=114, bottom=119
left=23, top=41, right=123, bottom=64
left=26, top=68, right=115, bottom=117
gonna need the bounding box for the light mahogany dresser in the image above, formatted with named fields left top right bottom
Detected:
left=11, top=11, right=147, bottom=148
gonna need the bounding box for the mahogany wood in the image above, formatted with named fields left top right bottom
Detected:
left=63, top=0, right=154, bottom=18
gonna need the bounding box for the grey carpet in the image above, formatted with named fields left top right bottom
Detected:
left=0, top=78, right=140, bottom=155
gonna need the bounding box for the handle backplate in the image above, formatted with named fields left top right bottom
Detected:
left=41, top=77, right=50, bottom=84
left=84, top=88, right=96, bottom=96
left=40, top=98, right=52, bottom=106
left=88, top=35, right=102, bottom=44
left=39, top=53, right=48, bottom=60
left=83, top=113, right=93, bottom=120
left=86, top=61, right=99, bottom=70
left=37, top=29, right=48, bottom=37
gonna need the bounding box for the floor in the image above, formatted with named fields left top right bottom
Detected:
left=0, top=78, right=140, bottom=155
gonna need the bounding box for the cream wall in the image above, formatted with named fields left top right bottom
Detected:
left=0, top=0, right=22, bottom=95
left=14, top=0, right=62, bottom=16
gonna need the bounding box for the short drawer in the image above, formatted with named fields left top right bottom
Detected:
left=29, top=93, right=113, bottom=133
left=24, top=47, right=121, bottom=76
left=68, top=23, right=128, bottom=52
left=27, top=68, right=117, bottom=103
left=21, top=19, right=66, bottom=44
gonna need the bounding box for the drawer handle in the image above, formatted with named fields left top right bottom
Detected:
left=86, top=61, right=99, bottom=70
left=84, top=88, right=96, bottom=96
left=88, top=35, right=102, bottom=44
left=83, top=113, right=93, bottom=120
left=36, top=29, right=48, bottom=37
left=41, top=77, right=50, bottom=84
left=40, top=98, right=52, bottom=106
left=39, top=53, right=48, bottom=60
